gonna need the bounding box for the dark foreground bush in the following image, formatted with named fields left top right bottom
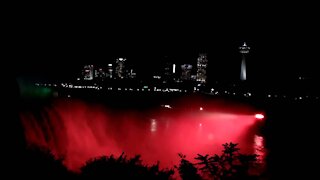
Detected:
left=177, top=143, right=263, bottom=180
left=81, top=152, right=174, bottom=179
left=20, top=143, right=263, bottom=179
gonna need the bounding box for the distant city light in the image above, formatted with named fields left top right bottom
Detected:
left=150, top=119, right=157, bottom=132
left=173, top=64, right=176, bottom=73
left=255, top=114, right=264, bottom=120
left=32, top=49, right=319, bottom=104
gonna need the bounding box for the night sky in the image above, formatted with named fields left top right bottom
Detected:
left=8, top=4, right=320, bottom=82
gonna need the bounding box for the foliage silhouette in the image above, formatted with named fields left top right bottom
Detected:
left=22, top=146, right=77, bottom=178
left=176, top=153, right=202, bottom=180
left=80, top=152, right=174, bottom=179
left=17, top=142, right=262, bottom=179
left=178, top=142, right=262, bottom=180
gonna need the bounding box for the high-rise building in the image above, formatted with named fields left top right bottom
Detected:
left=163, top=62, right=176, bottom=82
left=180, top=64, right=193, bottom=80
left=196, top=53, right=208, bottom=83
left=94, top=67, right=106, bottom=81
left=83, top=65, right=94, bottom=80
left=239, top=42, right=250, bottom=81
left=127, top=69, right=136, bottom=79
left=106, top=64, right=113, bottom=79
left=173, top=64, right=176, bottom=74
left=115, top=58, right=126, bottom=79
left=164, top=62, right=174, bottom=76
left=191, top=75, right=197, bottom=81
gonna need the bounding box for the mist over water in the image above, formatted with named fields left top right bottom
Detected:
left=20, top=97, right=264, bottom=171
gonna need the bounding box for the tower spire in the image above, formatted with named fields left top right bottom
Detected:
left=239, top=42, right=250, bottom=81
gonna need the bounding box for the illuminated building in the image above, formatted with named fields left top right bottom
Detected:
left=173, top=64, right=176, bottom=74
left=164, top=62, right=174, bottom=76
left=106, top=64, right=113, bottom=79
left=180, top=64, right=193, bottom=80
left=128, top=69, right=136, bottom=79
left=95, top=67, right=106, bottom=80
left=191, top=75, right=197, bottom=81
left=115, top=58, right=126, bottom=79
left=239, top=42, right=250, bottom=81
left=196, top=53, right=208, bottom=83
left=83, top=65, right=94, bottom=80
left=163, top=62, right=176, bottom=82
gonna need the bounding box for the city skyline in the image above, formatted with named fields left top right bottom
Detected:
left=14, top=42, right=318, bottom=83
left=10, top=5, right=320, bottom=82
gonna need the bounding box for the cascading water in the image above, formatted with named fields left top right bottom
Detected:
left=20, top=98, right=264, bottom=171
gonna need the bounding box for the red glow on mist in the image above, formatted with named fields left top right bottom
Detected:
left=20, top=99, right=263, bottom=171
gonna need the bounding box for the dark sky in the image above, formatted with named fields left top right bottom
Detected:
left=8, top=4, right=320, bottom=82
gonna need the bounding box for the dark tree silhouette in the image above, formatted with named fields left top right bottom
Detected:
left=176, top=153, right=202, bottom=180
left=195, top=142, right=260, bottom=179
left=80, top=152, right=174, bottom=179
left=22, top=146, right=77, bottom=178
left=177, top=142, right=263, bottom=180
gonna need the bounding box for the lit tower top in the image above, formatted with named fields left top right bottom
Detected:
left=239, top=42, right=250, bottom=81
left=239, top=42, right=250, bottom=53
